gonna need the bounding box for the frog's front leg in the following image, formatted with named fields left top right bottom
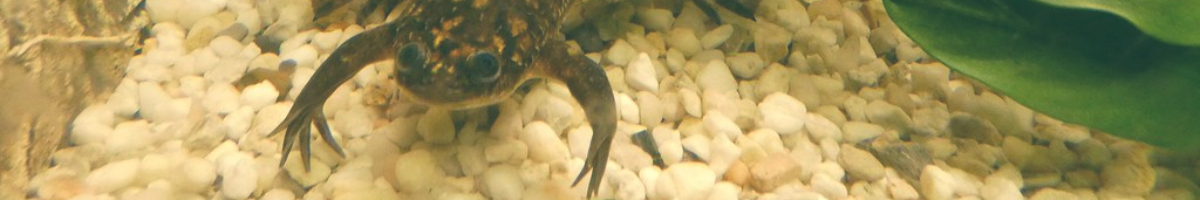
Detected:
left=269, top=21, right=402, bottom=170
left=537, top=46, right=617, bottom=198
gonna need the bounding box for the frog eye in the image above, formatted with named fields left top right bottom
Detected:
left=396, top=43, right=426, bottom=71
left=466, top=51, right=501, bottom=84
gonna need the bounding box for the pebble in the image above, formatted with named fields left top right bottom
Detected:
left=260, top=188, right=296, bottom=200
left=727, top=53, right=765, bottom=79
left=811, top=173, right=848, bottom=199
left=696, top=61, right=738, bottom=93
left=665, top=162, right=716, bottom=200
left=334, top=106, right=372, bottom=139
left=84, top=158, right=139, bottom=193
left=667, top=28, right=703, bottom=57
left=703, top=111, right=742, bottom=141
left=708, top=182, right=740, bottom=200
left=484, top=164, right=523, bottom=200
left=753, top=21, right=792, bottom=63
left=865, top=100, right=912, bottom=131
left=636, top=8, right=674, bottom=32
left=221, top=158, right=259, bottom=199
left=749, top=153, right=801, bottom=192
left=839, top=144, right=885, bottom=181
left=949, top=113, right=1003, bottom=145
left=680, top=88, right=703, bottom=117
left=980, top=175, right=1024, bottom=200
left=394, top=150, right=446, bottom=194
left=758, top=93, right=807, bottom=135
left=417, top=108, right=456, bottom=144
left=700, top=25, right=734, bottom=50
left=920, top=165, right=957, bottom=200
left=485, top=138, right=528, bottom=164
left=841, top=121, right=882, bottom=143
left=708, top=136, right=742, bottom=176
left=637, top=91, right=664, bottom=128
left=617, top=92, right=641, bottom=123
left=520, top=121, right=570, bottom=162
left=607, top=39, right=638, bottom=65
left=626, top=53, right=660, bottom=93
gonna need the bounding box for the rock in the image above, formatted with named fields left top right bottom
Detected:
left=1029, top=188, right=1078, bottom=200
left=1100, top=156, right=1155, bottom=196
left=607, top=39, right=638, bottom=65
left=980, top=175, right=1023, bottom=200
left=811, top=173, right=848, bottom=199
left=85, top=158, right=139, bottom=194
left=839, top=144, right=886, bottom=181
left=842, top=122, right=883, bottom=143
left=637, top=91, right=664, bottom=127
left=668, top=28, right=702, bottom=57
left=520, top=121, right=570, bottom=162
left=727, top=52, right=765, bottom=79
left=920, top=165, right=956, bottom=200
left=395, top=150, right=446, bottom=194
left=484, top=164, right=524, bottom=200
left=665, top=162, right=716, bottom=200
left=708, top=182, right=740, bottom=200
left=618, top=92, right=641, bottom=123
left=948, top=113, right=1003, bottom=145
left=758, top=93, right=808, bottom=135
left=749, top=153, right=802, bottom=192
left=754, top=21, right=791, bottom=62
left=703, top=112, right=742, bottom=140
left=700, top=25, right=734, bottom=50
left=696, top=61, right=738, bottom=93
left=680, top=88, right=703, bottom=117
left=418, top=108, right=456, bottom=144
left=627, top=53, right=660, bottom=93
left=637, top=8, right=675, bottom=31
left=709, top=136, right=742, bottom=176
left=865, top=100, right=912, bottom=131
left=484, top=138, right=528, bottom=164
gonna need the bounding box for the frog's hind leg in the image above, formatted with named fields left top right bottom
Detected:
left=536, top=49, right=617, bottom=198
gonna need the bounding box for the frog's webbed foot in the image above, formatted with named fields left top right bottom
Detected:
left=269, top=103, right=346, bottom=171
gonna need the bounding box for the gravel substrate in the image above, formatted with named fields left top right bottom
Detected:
left=28, top=0, right=1199, bottom=200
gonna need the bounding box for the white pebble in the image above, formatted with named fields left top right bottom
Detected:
left=70, top=105, right=115, bottom=145
left=222, top=107, right=254, bottom=139
left=617, top=93, right=640, bottom=123
left=334, top=106, right=372, bottom=139
left=696, top=61, right=737, bottom=93
left=920, top=165, right=957, bottom=200
left=667, top=28, right=702, bottom=57
left=240, top=81, right=279, bottom=110
left=485, top=138, right=528, bottom=163
left=261, top=188, right=296, bottom=200
left=708, top=182, right=740, bottom=200
left=980, top=175, right=1022, bottom=200
left=281, top=45, right=320, bottom=69
left=85, top=158, right=139, bottom=193
left=839, top=144, right=886, bottom=181
left=171, top=158, right=216, bottom=192
left=726, top=53, right=765, bottom=79
left=637, top=8, right=675, bottom=31
left=203, top=82, right=241, bottom=114
left=682, top=135, right=712, bottom=161
left=700, top=25, right=734, bottom=50
left=811, top=173, right=848, bottom=200
left=395, top=150, right=445, bottom=194
left=484, top=164, right=524, bottom=200
left=106, top=78, right=140, bottom=117
left=221, top=158, right=259, bottom=199
left=680, top=88, right=703, bottom=117
left=520, top=121, right=570, bottom=162
left=607, top=39, right=638, bottom=65
left=758, top=92, right=807, bottom=135
left=105, top=120, right=151, bottom=155
left=708, top=136, right=742, bottom=176
left=842, top=122, right=883, bottom=143
left=417, top=108, right=456, bottom=144
left=666, top=162, right=716, bottom=200
left=702, top=112, right=742, bottom=140
left=626, top=53, right=659, bottom=93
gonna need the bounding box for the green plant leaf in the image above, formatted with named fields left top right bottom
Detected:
left=1035, top=0, right=1200, bottom=46
left=884, top=0, right=1200, bottom=152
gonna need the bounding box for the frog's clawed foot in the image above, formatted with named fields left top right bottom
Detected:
left=271, top=103, right=347, bottom=171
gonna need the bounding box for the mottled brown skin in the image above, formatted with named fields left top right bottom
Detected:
left=269, top=0, right=616, bottom=198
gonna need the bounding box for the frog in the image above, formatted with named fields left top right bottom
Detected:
left=268, top=0, right=617, bottom=197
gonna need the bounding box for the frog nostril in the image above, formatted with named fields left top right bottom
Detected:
left=467, top=51, right=501, bottom=83
left=396, top=43, right=426, bottom=71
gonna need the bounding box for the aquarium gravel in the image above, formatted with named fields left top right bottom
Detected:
left=27, top=0, right=1196, bottom=199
